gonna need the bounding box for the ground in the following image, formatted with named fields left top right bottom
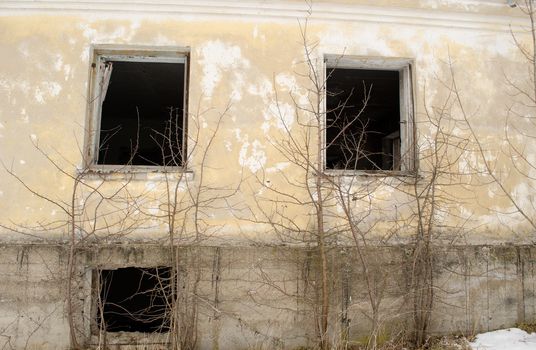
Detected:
left=469, top=328, right=536, bottom=350
left=349, top=326, right=536, bottom=350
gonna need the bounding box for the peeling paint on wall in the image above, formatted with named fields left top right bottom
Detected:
left=238, top=137, right=266, bottom=173
left=198, top=40, right=250, bottom=99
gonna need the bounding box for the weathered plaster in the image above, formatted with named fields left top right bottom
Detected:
left=0, top=6, right=533, bottom=240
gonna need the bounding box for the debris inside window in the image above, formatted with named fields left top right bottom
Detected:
left=326, top=68, right=401, bottom=171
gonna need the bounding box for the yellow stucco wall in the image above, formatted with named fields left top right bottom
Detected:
left=0, top=0, right=533, bottom=244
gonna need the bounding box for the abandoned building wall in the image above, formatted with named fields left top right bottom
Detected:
left=1, top=0, right=536, bottom=349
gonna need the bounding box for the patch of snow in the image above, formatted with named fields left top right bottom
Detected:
left=470, top=328, right=536, bottom=350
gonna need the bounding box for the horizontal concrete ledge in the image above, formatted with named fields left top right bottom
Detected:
left=0, top=0, right=530, bottom=33
left=0, top=239, right=535, bottom=249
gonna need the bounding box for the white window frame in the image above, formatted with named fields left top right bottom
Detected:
left=323, top=55, right=416, bottom=175
left=84, top=45, right=190, bottom=172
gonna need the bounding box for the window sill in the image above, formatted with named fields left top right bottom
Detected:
left=78, top=165, right=194, bottom=182
left=323, top=169, right=417, bottom=178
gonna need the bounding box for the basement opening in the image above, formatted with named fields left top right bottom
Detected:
left=93, top=53, right=188, bottom=167
left=97, top=266, right=172, bottom=333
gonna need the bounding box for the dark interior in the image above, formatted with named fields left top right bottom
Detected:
left=326, top=68, right=400, bottom=170
left=98, top=267, right=172, bottom=333
left=97, top=61, right=185, bottom=166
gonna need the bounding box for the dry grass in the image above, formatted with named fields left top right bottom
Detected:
left=343, top=335, right=472, bottom=350
left=516, top=322, right=536, bottom=334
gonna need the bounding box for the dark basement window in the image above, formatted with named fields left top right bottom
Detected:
left=97, top=267, right=172, bottom=333
left=92, top=53, right=188, bottom=167
left=325, top=59, right=414, bottom=172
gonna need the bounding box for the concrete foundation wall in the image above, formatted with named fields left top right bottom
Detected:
left=0, top=245, right=70, bottom=349
left=0, top=243, right=534, bottom=349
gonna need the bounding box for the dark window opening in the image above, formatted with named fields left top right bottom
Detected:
left=97, top=267, right=172, bottom=333
left=97, top=60, right=185, bottom=166
left=326, top=68, right=401, bottom=171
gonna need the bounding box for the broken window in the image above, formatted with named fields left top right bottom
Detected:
left=97, top=267, right=172, bottom=333
left=325, top=58, right=414, bottom=172
left=90, top=49, right=188, bottom=167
